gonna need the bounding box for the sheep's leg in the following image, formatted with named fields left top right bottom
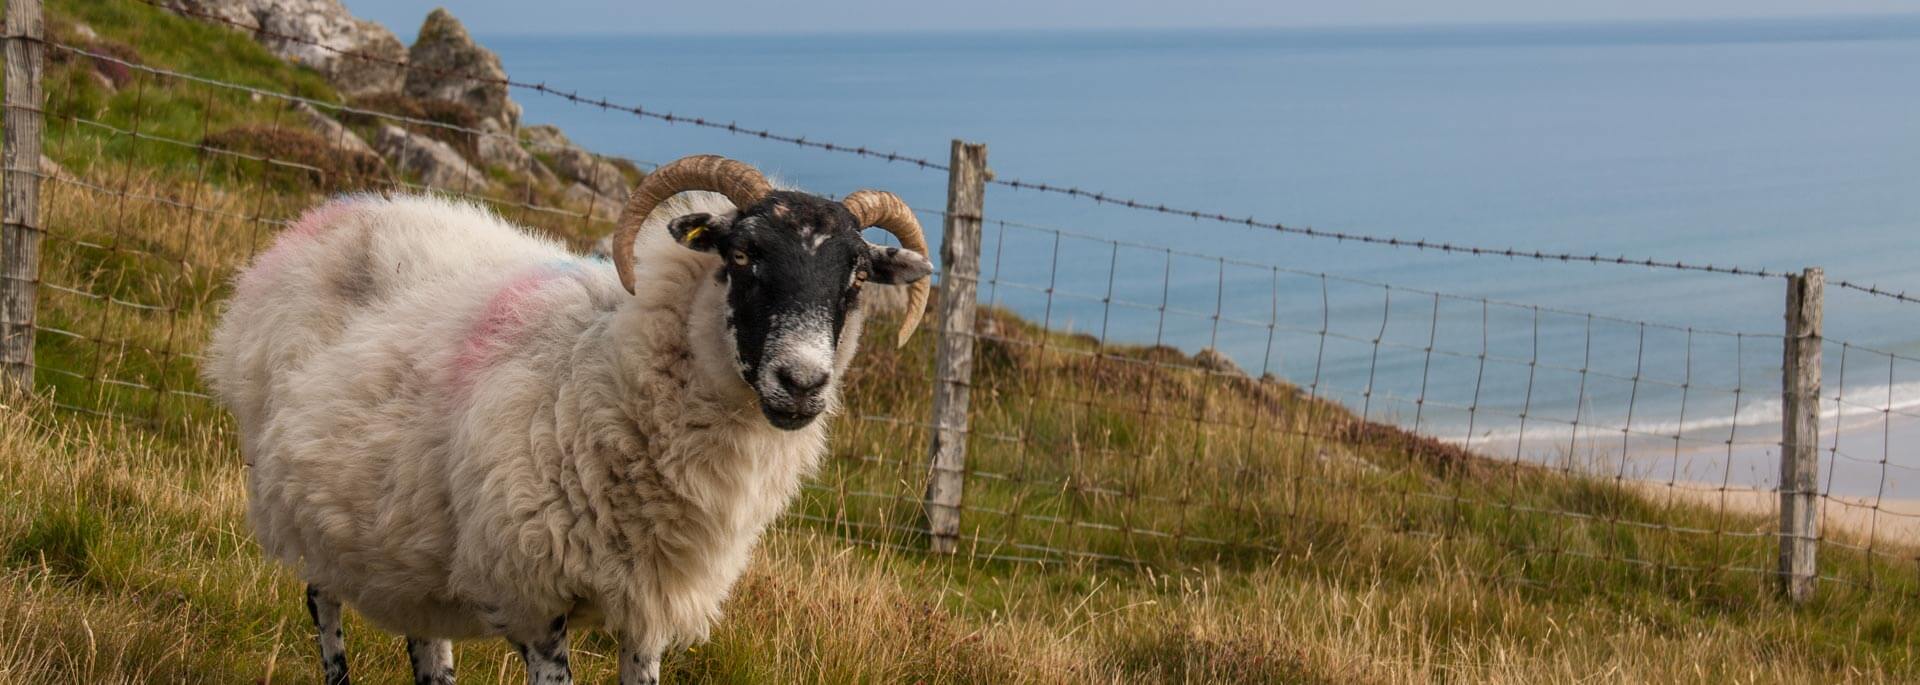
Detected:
left=619, top=643, right=662, bottom=685
left=304, top=585, right=351, bottom=685
left=509, top=615, right=572, bottom=685
left=406, top=636, right=455, bottom=684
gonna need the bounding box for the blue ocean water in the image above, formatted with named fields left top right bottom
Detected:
left=484, top=17, right=1920, bottom=491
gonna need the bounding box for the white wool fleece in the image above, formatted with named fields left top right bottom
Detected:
left=204, top=192, right=868, bottom=653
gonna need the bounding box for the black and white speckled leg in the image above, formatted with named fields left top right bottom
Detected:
left=304, top=585, right=350, bottom=685
left=619, top=643, right=661, bottom=685
left=406, top=636, right=455, bottom=684
left=509, top=615, right=572, bottom=685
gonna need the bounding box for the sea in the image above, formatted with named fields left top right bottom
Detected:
left=482, top=16, right=1920, bottom=497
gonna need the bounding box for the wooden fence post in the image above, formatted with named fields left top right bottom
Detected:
left=1779, top=267, right=1823, bottom=603
left=925, top=139, right=987, bottom=554
left=1, top=0, right=45, bottom=395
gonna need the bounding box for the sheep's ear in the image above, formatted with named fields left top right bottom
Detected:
left=866, top=243, right=932, bottom=285
left=668, top=212, right=735, bottom=253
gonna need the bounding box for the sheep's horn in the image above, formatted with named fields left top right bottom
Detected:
left=612, top=155, right=771, bottom=294
left=841, top=190, right=930, bottom=348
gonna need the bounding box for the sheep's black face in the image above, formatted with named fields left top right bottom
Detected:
left=669, top=191, right=931, bottom=430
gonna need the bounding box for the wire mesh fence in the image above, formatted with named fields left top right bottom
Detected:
left=22, top=35, right=634, bottom=424
left=5, top=0, right=1920, bottom=612
left=809, top=212, right=1918, bottom=602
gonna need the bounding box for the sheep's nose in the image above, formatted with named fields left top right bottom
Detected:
left=776, top=367, right=828, bottom=398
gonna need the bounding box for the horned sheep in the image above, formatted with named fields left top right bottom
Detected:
left=203, top=155, right=933, bottom=684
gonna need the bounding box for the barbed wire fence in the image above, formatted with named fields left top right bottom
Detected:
left=114, top=0, right=1920, bottom=294
left=0, top=0, right=1915, bottom=609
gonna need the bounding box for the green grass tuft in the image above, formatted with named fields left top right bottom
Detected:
left=6, top=506, right=102, bottom=581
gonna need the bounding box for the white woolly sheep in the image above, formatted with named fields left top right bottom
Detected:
left=203, top=155, right=933, bottom=685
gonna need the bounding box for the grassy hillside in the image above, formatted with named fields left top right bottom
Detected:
left=4, top=2, right=1919, bottom=682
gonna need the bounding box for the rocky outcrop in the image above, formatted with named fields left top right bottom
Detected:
left=403, top=9, right=521, bottom=135
left=289, top=101, right=380, bottom=161
left=475, top=133, right=535, bottom=174
left=561, top=182, right=622, bottom=221
left=521, top=154, right=561, bottom=187
left=373, top=125, right=489, bottom=192
left=549, top=146, right=626, bottom=199
left=520, top=124, right=625, bottom=208
left=166, top=0, right=407, bottom=98
left=173, top=3, right=644, bottom=216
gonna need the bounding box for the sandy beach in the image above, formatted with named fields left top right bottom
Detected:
left=1463, top=404, right=1920, bottom=548
left=1641, top=408, right=1920, bottom=549
left=1632, top=482, right=1920, bottom=550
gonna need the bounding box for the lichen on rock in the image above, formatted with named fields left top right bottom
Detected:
left=166, top=0, right=408, bottom=98
left=403, top=8, right=522, bottom=135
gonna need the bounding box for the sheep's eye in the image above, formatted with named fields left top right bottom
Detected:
left=730, top=249, right=750, bottom=267
left=852, top=270, right=869, bottom=287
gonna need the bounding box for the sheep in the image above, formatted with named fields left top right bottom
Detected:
left=203, top=155, right=933, bottom=685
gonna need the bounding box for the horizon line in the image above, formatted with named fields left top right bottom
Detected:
left=460, top=11, right=1920, bottom=40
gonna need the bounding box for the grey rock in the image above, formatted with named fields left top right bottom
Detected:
left=521, top=123, right=630, bottom=195
left=289, top=101, right=380, bottom=161
left=527, top=158, right=561, bottom=187
left=403, top=8, right=521, bottom=134
left=550, top=146, right=627, bottom=198
left=475, top=132, right=534, bottom=173
left=374, top=124, right=489, bottom=192
left=166, top=1, right=407, bottom=98
left=561, top=182, right=622, bottom=221
left=322, top=21, right=407, bottom=99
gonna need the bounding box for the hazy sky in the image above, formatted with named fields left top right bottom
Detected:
left=346, top=1, right=1915, bottom=37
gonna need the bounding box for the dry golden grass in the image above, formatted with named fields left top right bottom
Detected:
left=6, top=3, right=1920, bottom=679
left=3, top=166, right=1916, bottom=683
left=5, top=387, right=1915, bottom=684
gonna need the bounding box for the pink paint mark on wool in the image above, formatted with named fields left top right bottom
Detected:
left=450, top=262, right=583, bottom=389
left=236, top=198, right=362, bottom=295
left=286, top=198, right=360, bottom=240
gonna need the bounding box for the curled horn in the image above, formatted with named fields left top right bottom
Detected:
left=612, top=155, right=771, bottom=294
left=841, top=190, right=930, bottom=348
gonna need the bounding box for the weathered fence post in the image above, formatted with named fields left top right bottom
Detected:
left=925, top=139, right=987, bottom=554
left=1779, top=267, right=1823, bottom=603
left=1, top=0, right=46, bottom=395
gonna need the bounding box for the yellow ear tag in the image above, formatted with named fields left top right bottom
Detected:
left=682, top=225, right=706, bottom=244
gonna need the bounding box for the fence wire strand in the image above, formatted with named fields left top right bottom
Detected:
left=102, top=0, right=1920, bottom=300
